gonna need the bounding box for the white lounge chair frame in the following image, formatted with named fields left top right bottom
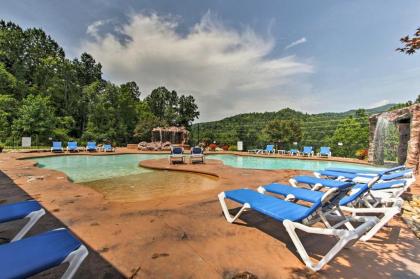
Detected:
left=169, top=147, right=185, bottom=164
left=190, top=154, right=205, bottom=163
left=312, top=172, right=415, bottom=199
left=289, top=176, right=406, bottom=241
left=48, top=228, right=89, bottom=279
left=218, top=190, right=376, bottom=272
left=11, top=208, right=46, bottom=242
left=317, top=152, right=331, bottom=158
left=51, top=146, right=64, bottom=153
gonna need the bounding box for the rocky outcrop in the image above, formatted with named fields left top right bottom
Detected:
left=402, top=195, right=420, bottom=239
left=151, top=126, right=189, bottom=144
left=368, top=103, right=420, bottom=173
left=137, top=141, right=172, bottom=151
left=406, top=104, right=420, bottom=172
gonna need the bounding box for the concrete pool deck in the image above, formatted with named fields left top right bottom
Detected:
left=0, top=150, right=419, bottom=278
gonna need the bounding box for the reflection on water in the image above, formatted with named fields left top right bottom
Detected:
left=81, top=170, right=219, bottom=202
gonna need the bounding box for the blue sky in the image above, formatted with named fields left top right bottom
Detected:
left=2, top=0, right=420, bottom=121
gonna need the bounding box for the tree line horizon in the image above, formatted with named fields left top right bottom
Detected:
left=0, top=20, right=418, bottom=159
left=0, top=20, right=199, bottom=147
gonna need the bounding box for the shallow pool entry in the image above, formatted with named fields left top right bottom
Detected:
left=32, top=154, right=219, bottom=202
left=81, top=171, right=219, bottom=202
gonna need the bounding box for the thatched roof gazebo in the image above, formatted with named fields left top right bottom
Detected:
left=151, top=126, right=189, bottom=145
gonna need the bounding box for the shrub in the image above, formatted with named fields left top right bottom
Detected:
left=355, top=149, right=368, bottom=160
left=208, top=143, right=217, bottom=151
left=228, top=145, right=237, bottom=151
left=221, top=145, right=229, bottom=151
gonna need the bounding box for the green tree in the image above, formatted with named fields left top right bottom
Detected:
left=73, top=53, right=102, bottom=86
left=134, top=102, right=165, bottom=141
left=12, top=94, right=56, bottom=142
left=177, top=95, right=199, bottom=127
left=145, top=86, right=199, bottom=127
left=0, top=63, right=17, bottom=94
left=329, top=117, right=369, bottom=157
left=263, top=119, right=302, bottom=149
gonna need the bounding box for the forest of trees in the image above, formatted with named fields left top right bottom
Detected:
left=1, top=19, right=417, bottom=160
left=0, top=20, right=199, bottom=146
left=191, top=93, right=419, bottom=158
left=191, top=108, right=373, bottom=158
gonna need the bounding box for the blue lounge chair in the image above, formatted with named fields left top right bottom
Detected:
left=67, top=141, right=79, bottom=152
left=0, top=200, right=45, bottom=242
left=288, top=149, right=299, bottom=156
left=102, top=144, right=115, bottom=152
left=301, top=146, right=314, bottom=157
left=190, top=147, right=205, bottom=163
left=290, top=175, right=407, bottom=193
left=317, top=146, right=331, bottom=157
left=314, top=169, right=414, bottom=184
left=51, top=142, right=64, bottom=153
left=260, top=175, right=401, bottom=241
left=86, top=141, right=98, bottom=152
left=0, top=228, right=88, bottom=279
left=255, top=145, right=275, bottom=154
left=326, top=165, right=412, bottom=176
left=218, top=184, right=376, bottom=271
left=169, top=146, right=185, bottom=164
left=262, top=144, right=275, bottom=155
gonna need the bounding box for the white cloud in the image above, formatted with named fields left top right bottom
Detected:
left=81, top=12, right=313, bottom=121
left=284, top=37, right=307, bottom=50
left=367, top=99, right=390, bottom=109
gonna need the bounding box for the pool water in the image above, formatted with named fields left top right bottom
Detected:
left=35, top=154, right=167, bottom=183
left=33, top=154, right=219, bottom=202
left=83, top=171, right=219, bottom=202
left=207, top=154, right=383, bottom=172
left=32, top=154, right=382, bottom=202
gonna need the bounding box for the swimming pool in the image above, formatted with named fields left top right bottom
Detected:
left=33, top=154, right=219, bottom=202
left=207, top=154, right=383, bottom=172
left=34, top=153, right=382, bottom=183
left=34, top=154, right=166, bottom=183
left=32, top=154, right=382, bottom=202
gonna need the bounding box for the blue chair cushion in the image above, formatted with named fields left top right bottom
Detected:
left=265, top=145, right=274, bottom=152
left=371, top=180, right=406, bottom=190
left=293, top=175, right=353, bottom=189
left=319, top=147, right=330, bottom=154
left=52, top=142, right=62, bottom=150
left=380, top=170, right=411, bottom=181
left=263, top=183, right=368, bottom=207
left=87, top=142, right=96, bottom=150
left=263, top=183, right=323, bottom=203
left=339, top=184, right=369, bottom=206
left=67, top=142, right=77, bottom=149
left=0, top=201, right=42, bottom=223
left=224, top=189, right=317, bottom=222
left=317, top=170, right=359, bottom=179
left=302, top=146, right=312, bottom=153
left=0, top=229, right=82, bottom=279
left=171, top=147, right=183, bottom=155
left=191, top=147, right=203, bottom=154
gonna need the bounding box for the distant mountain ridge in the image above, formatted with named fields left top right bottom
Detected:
left=196, top=104, right=395, bottom=125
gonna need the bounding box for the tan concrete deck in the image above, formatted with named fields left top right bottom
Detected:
left=0, top=150, right=419, bottom=278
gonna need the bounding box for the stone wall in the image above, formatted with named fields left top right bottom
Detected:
left=406, top=104, right=420, bottom=172
left=398, top=123, right=410, bottom=165
left=368, top=103, right=420, bottom=173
